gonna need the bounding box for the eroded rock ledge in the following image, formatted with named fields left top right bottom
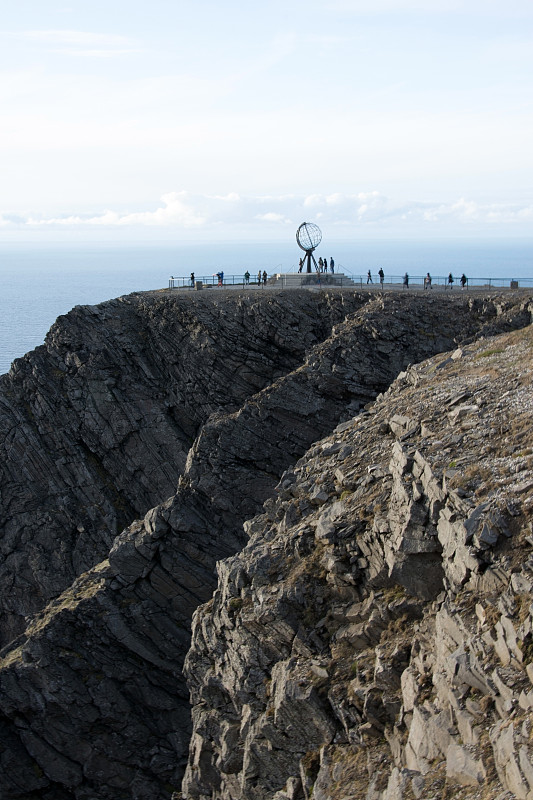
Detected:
left=0, top=289, right=531, bottom=799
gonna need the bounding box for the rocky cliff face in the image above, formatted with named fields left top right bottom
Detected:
left=0, top=288, right=531, bottom=800
left=0, top=290, right=367, bottom=645
left=183, top=321, right=533, bottom=800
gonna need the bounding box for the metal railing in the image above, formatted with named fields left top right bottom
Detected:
left=349, top=275, right=532, bottom=289
left=169, top=273, right=532, bottom=291
left=169, top=272, right=358, bottom=289
left=169, top=275, right=266, bottom=289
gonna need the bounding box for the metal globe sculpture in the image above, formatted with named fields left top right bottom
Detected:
left=296, top=222, right=322, bottom=252
left=296, top=222, right=322, bottom=273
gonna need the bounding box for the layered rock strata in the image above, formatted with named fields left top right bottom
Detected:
left=183, top=322, right=533, bottom=800
left=0, top=290, right=368, bottom=644
left=0, top=289, right=531, bottom=799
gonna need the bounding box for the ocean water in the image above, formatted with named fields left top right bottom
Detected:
left=1, top=239, right=532, bottom=376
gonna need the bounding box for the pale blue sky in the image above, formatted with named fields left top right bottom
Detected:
left=1, top=0, right=532, bottom=240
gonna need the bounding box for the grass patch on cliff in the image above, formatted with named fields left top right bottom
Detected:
left=515, top=593, right=533, bottom=625
left=459, top=464, right=494, bottom=496
left=23, top=563, right=109, bottom=641
left=0, top=644, right=24, bottom=669
left=228, top=597, right=243, bottom=614
left=330, top=640, right=375, bottom=685
left=301, top=749, right=321, bottom=781
left=475, top=348, right=505, bottom=359
left=381, top=585, right=407, bottom=604
left=285, top=542, right=328, bottom=588
left=319, top=745, right=390, bottom=799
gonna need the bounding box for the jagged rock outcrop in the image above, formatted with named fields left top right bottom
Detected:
left=0, top=290, right=369, bottom=645
left=0, top=288, right=531, bottom=799
left=183, top=322, right=533, bottom=800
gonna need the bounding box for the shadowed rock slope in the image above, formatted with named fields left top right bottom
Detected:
left=0, top=289, right=368, bottom=645
left=0, top=289, right=531, bottom=799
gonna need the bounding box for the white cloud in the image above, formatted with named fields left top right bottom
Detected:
left=255, top=213, right=293, bottom=224
left=324, top=0, right=462, bottom=12
left=2, top=191, right=533, bottom=235
left=11, top=30, right=129, bottom=45
left=114, top=192, right=206, bottom=227
left=51, top=48, right=140, bottom=58
left=22, top=192, right=206, bottom=229
left=5, top=29, right=141, bottom=56
left=325, top=194, right=347, bottom=206
left=209, top=193, right=242, bottom=202
left=0, top=3, right=530, bottom=226
left=450, top=198, right=479, bottom=218
left=324, top=0, right=533, bottom=15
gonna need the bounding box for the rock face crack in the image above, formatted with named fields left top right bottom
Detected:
left=0, top=288, right=531, bottom=799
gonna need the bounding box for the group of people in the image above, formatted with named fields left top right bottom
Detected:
left=298, top=257, right=335, bottom=274
left=319, top=257, right=334, bottom=273
left=189, top=267, right=469, bottom=290
left=444, top=273, right=468, bottom=289
left=241, top=271, right=268, bottom=285
left=187, top=270, right=267, bottom=287
left=365, top=269, right=468, bottom=290
left=366, top=268, right=385, bottom=285
left=424, top=272, right=468, bottom=289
